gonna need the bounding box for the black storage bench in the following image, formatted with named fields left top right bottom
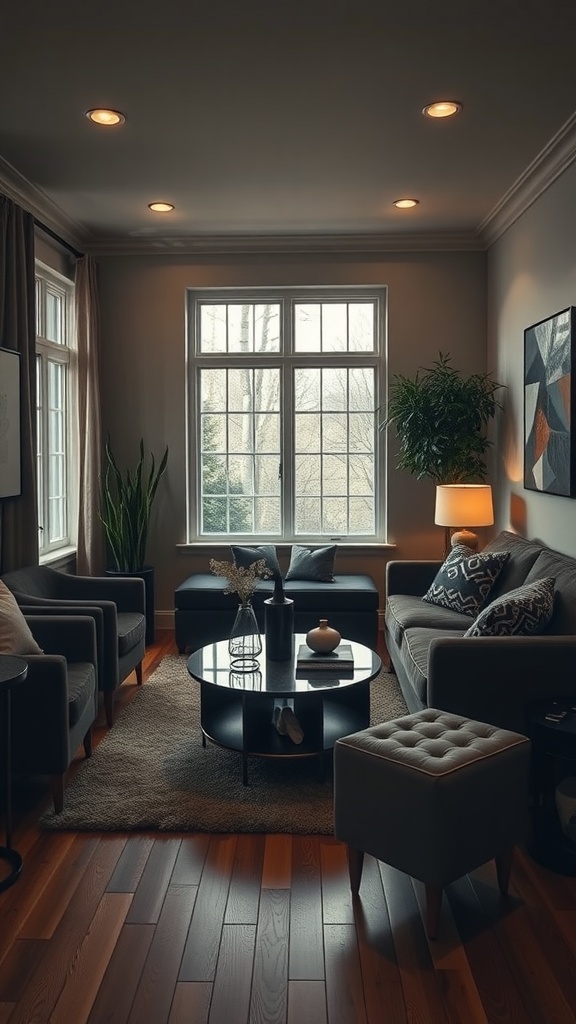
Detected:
left=174, top=573, right=379, bottom=654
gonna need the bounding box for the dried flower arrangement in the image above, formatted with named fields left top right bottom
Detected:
left=209, top=558, right=272, bottom=605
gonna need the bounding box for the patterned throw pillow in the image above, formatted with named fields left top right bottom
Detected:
left=285, top=544, right=337, bottom=583
left=422, top=545, right=510, bottom=618
left=463, top=577, right=556, bottom=637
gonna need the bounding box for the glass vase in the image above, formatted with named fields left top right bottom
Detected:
left=229, top=601, right=262, bottom=671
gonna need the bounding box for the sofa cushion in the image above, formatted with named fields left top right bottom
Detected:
left=0, top=580, right=43, bottom=655
left=117, top=611, right=146, bottom=656
left=66, top=662, right=96, bottom=727
left=402, top=626, right=467, bottom=704
left=524, top=549, right=576, bottom=634
left=285, top=544, right=336, bottom=583
left=422, top=545, right=509, bottom=618
left=386, top=593, right=472, bottom=648
left=463, top=577, right=556, bottom=638
left=481, top=530, right=543, bottom=599
left=231, top=544, right=281, bottom=577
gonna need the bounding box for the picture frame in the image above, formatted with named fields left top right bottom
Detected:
left=524, top=306, right=576, bottom=497
left=0, top=346, right=22, bottom=498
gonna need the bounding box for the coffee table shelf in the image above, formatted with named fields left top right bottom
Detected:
left=187, top=635, right=381, bottom=784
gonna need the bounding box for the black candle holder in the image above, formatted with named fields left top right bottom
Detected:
left=264, top=597, right=294, bottom=661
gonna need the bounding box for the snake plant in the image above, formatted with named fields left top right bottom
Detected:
left=101, top=436, right=169, bottom=571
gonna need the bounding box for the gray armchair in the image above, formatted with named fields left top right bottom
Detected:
left=1, top=565, right=146, bottom=726
left=11, top=614, right=98, bottom=812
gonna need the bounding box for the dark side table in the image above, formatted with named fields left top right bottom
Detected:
left=527, top=697, right=576, bottom=876
left=0, top=654, right=28, bottom=892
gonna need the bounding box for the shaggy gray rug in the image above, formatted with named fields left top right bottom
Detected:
left=41, top=654, right=407, bottom=834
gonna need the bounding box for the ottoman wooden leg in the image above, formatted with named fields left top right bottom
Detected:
left=495, top=847, right=514, bottom=895
left=347, top=846, right=365, bottom=895
left=425, top=884, right=443, bottom=940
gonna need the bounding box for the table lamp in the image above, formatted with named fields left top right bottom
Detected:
left=434, top=484, right=494, bottom=555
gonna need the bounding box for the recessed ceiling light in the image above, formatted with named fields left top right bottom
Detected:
left=148, top=202, right=175, bottom=213
left=393, top=199, right=419, bottom=209
left=422, top=101, right=462, bottom=119
left=85, top=108, right=126, bottom=126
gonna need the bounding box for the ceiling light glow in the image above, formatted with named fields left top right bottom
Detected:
left=148, top=202, right=175, bottom=213
left=423, top=101, right=462, bottom=119
left=393, top=198, right=419, bottom=209
left=85, top=108, right=126, bottom=126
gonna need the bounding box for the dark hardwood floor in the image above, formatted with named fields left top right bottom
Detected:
left=1, top=631, right=576, bottom=1023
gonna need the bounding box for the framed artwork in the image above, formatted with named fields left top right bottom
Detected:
left=524, top=306, right=576, bottom=497
left=0, top=347, right=22, bottom=498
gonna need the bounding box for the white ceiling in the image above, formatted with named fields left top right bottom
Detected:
left=2, top=0, right=576, bottom=253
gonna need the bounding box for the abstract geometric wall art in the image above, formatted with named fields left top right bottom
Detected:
left=524, top=307, right=576, bottom=497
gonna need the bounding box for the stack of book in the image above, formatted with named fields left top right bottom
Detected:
left=296, top=643, right=354, bottom=679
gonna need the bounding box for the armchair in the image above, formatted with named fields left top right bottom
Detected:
left=10, top=613, right=98, bottom=812
left=1, top=565, right=146, bottom=726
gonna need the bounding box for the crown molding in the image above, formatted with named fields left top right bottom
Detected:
left=3, top=111, right=576, bottom=256
left=479, top=111, right=576, bottom=247
left=0, top=154, right=87, bottom=251
left=86, top=230, right=484, bottom=256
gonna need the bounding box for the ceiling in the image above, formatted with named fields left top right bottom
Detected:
left=2, top=0, right=576, bottom=254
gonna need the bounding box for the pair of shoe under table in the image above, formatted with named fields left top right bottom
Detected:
left=333, top=707, right=531, bottom=939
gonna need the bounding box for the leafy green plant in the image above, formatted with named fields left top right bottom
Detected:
left=101, top=437, right=169, bottom=571
left=382, top=353, right=504, bottom=484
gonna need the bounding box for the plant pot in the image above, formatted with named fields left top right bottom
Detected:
left=105, top=565, right=155, bottom=645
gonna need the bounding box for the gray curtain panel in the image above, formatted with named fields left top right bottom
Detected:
left=0, top=194, right=38, bottom=572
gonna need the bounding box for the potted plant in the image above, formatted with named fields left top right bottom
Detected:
left=101, top=436, right=169, bottom=643
left=382, top=352, right=504, bottom=483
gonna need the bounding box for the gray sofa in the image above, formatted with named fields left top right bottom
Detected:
left=385, top=530, right=576, bottom=734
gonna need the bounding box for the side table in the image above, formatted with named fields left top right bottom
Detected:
left=527, top=697, right=576, bottom=876
left=0, top=654, right=28, bottom=892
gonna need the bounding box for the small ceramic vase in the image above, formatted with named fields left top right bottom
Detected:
left=306, top=619, right=341, bottom=653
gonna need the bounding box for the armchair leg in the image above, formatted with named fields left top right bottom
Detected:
left=135, top=661, right=143, bottom=686
left=346, top=846, right=365, bottom=895
left=51, top=774, right=65, bottom=814
left=83, top=728, right=93, bottom=758
left=104, top=691, right=115, bottom=727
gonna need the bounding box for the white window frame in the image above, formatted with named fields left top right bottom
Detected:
left=186, top=285, right=386, bottom=543
left=35, top=261, right=77, bottom=558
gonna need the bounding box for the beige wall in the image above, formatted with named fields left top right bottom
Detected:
left=97, top=250, right=487, bottom=618
left=488, top=161, right=576, bottom=556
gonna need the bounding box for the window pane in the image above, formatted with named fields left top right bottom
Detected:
left=200, top=305, right=227, bottom=352
left=322, top=304, right=347, bottom=351
left=323, top=455, right=348, bottom=495
left=295, top=496, right=321, bottom=534
left=294, top=303, right=320, bottom=351
left=294, top=368, right=320, bottom=412
left=46, top=288, right=63, bottom=344
left=255, top=497, right=281, bottom=532
left=322, top=368, right=348, bottom=411
left=254, top=305, right=280, bottom=352
left=228, top=304, right=254, bottom=352
left=349, top=303, right=375, bottom=351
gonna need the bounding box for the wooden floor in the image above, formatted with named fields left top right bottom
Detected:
left=1, top=632, right=576, bottom=1023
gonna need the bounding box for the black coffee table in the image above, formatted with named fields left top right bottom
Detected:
left=187, top=635, right=381, bottom=784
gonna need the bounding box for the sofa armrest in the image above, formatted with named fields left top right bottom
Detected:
left=20, top=604, right=107, bottom=690
left=427, top=634, right=576, bottom=733
left=386, top=560, right=442, bottom=597
left=25, top=614, right=98, bottom=666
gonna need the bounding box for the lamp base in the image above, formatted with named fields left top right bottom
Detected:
left=451, top=529, right=479, bottom=551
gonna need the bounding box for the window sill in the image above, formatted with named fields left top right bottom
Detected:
left=40, top=546, right=76, bottom=570
left=176, top=541, right=396, bottom=553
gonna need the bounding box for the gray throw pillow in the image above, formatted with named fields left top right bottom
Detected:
left=422, top=544, right=510, bottom=618
left=231, top=544, right=281, bottom=577
left=285, top=544, right=337, bottom=583
left=0, top=580, right=43, bottom=655
left=464, top=577, right=556, bottom=637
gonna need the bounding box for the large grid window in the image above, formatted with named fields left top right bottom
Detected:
left=187, top=287, right=385, bottom=541
left=35, top=263, right=75, bottom=555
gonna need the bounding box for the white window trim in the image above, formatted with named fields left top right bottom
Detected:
left=35, top=260, right=77, bottom=558
left=186, top=285, right=387, bottom=544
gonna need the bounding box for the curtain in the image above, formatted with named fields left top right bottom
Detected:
left=75, top=254, right=105, bottom=574
left=0, top=195, right=38, bottom=573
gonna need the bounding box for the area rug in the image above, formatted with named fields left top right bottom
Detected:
left=41, top=654, right=408, bottom=834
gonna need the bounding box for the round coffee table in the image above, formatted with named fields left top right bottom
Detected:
left=187, top=635, right=381, bottom=784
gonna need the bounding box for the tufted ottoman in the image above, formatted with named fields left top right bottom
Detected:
left=333, top=707, right=531, bottom=939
